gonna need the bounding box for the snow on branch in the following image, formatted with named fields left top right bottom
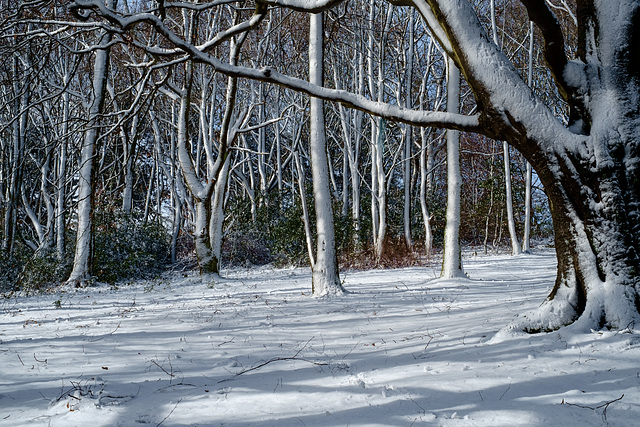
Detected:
left=258, top=0, right=346, bottom=13
left=69, top=0, right=481, bottom=133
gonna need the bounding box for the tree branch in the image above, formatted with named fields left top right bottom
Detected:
left=69, top=0, right=481, bottom=133
left=519, top=0, right=571, bottom=102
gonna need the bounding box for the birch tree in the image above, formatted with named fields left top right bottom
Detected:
left=522, top=20, right=535, bottom=253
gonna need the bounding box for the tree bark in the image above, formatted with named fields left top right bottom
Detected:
left=309, top=11, right=344, bottom=296
left=68, top=18, right=112, bottom=283
left=441, top=57, right=464, bottom=278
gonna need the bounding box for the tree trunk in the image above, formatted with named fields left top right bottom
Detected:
left=490, top=0, right=521, bottom=257
left=403, top=126, right=413, bottom=252
left=503, top=141, right=521, bottom=255
left=403, top=10, right=415, bottom=252
left=210, top=156, right=230, bottom=270
left=2, top=51, right=28, bottom=255
left=368, top=2, right=393, bottom=262
left=294, top=152, right=316, bottom=268
left=441, top=58, right=464, bottom=278
left=68, top=20, right=112, bottom=283
left=56, top=87, right=70, bottom=262
left=177, top=88, right=217, bottom=275
left=309, top=11, right=344, bottom=296
left=419, top=128, right=433, bottom=259
left=522, top=21, right=534, bottom=254
left=522, top=161, right=532, bottom=253
left=439, top=0, right=640, bottom=330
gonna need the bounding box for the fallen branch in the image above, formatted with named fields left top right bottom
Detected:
left=218, top=337, right=328, bottom=383
left=562, top=394, right=624, bottom=421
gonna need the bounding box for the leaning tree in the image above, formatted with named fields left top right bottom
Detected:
left=68, top=0, right=639, bottom=331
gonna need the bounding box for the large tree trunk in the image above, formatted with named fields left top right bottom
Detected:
left=428, top=0, right=640, bottom=330
left=513, top=154, right=640, bottom=332
left=516, top=3, right=640, bottom=331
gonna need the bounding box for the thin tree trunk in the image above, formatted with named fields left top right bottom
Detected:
left=294, top=152, right=315, bottom=268
left=490, top=0, right=520, bottom=256
left=403, top=10, right=415, bottom=252
left=68, top=18, right=112, bottom=283
left=441, top=58, right=464, bottom=278
left=483, top=144, right=496, bottom=255
left=523, top=161, right=532, bottom=252
left=503, top=141, right=521, bottom=255
left=309, top=11, right=343, bottom=296
left=419, top=128, right=433, bottom=259
left=56, top=87, right=69, bottom=261
left=522, top=21, right=534, bottom=253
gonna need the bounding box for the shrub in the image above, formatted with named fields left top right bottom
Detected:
left=18, top=247, right=73, bottom=293
left=0, top=245, right=28, bottom=294
left=222, top=230, right=272, bottom=267
left=92, top=209, right=169, bottom=284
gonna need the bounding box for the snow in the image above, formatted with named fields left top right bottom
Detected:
left=2, top=250, right=640, bottom=426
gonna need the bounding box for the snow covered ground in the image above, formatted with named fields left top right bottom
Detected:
left=1, top=250, right=639, bottom=426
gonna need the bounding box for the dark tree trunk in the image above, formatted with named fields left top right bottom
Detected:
left=492, top=1, right=640, bottom=331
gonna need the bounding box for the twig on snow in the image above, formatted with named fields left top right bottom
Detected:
left=562, top=394, right=624, bottom=422
left=156, top=398, right=182, bottom=427
left=150, top=357, right=176, bottom=379
left=499, top=383, right=511, bottom=400
left=218, top=337, right=328, bottom=383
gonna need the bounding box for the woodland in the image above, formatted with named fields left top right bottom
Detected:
left=1, top=0, right=640, bottom=332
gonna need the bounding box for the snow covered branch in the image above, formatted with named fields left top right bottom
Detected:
left=68, top=0, right=480, bottom=133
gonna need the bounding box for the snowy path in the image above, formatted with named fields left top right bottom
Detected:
left=1, top=250, right=639, bottom=426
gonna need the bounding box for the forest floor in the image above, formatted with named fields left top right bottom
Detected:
left=1, top=249, right=639, bottom=426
